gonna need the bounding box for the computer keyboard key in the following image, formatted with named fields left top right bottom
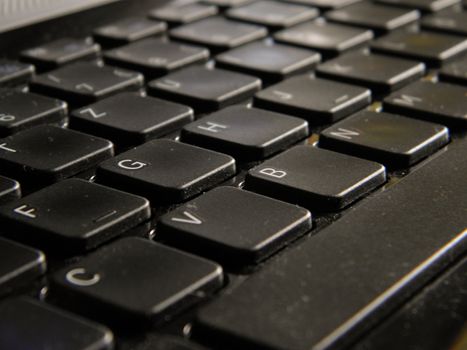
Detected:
left=0, top=125, right=114, bottom=185
left=274, top=21, right=373, bottom=58
left=422, top=11, right=467, bottom=35
left=97, top=139, right=235, bottom=204
left=148, top=65, right=261, bottom=112
left=384, top=81, right=467, bottom=127
left=30, top=62, right=144, bottom=106
left=216, top=41, right=320, bottom=84
left=150, top=3, right=218, bottom=25
left=325, top=2, right=420, bottom=34
left=254, top=75, right=371, bottom=124
left=245, top=145, right=386, bottom=211
left=0, top=90, right=67, bottom=137
left=0, top=60, right=35, bottom=86
left=20, top=38, right=101, bottom=71
left=0, top=176, right=20, bottom=204
left=94, top=17, right=167, bottom=47
left=282, top=0, right=362, bottom=9
left=371, top=31, right=467, bottom=67
left=226, top=1, right=319, bottom=30
left=202, top=0, right=252, bottom=7
left=0, top=298, right=113, bottom=350
left=0, top=179, right=150, bottom=253
left=195, top=136, right=467, bottom=350
left=158, top=186, right=312, bottom=266
left=181, top=105, right=308, bottom=160
left=0, top=238, right=45, bottom=295
left=319, top=110, right=450, bottom=167
left=52, top=237, right=223, bottom=324
left=104, top=38, right=209, bottom=78
left=376, top=0, right=460, bottom=12
left=439, top=57, right=467, bottom=85
left=316, top=51, right=425, bottom=94
left=170, top=17, right=267, bottom=52
left=71, top=92, right=193, bottom=147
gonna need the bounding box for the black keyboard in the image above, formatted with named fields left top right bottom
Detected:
left=0, top=0, right=466, bottom=349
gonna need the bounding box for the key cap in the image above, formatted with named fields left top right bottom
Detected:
left=383, top=81, right=467, bottom=127
left=170, top=17, right=267, bottom=52
left=422, top=11, right=467, bottom=37
left=51, top=237, right=223, bottom=324
left=71, top=92, right=194, bottom=147
left=0, top=60, right=35, bottom=86
left=281, top=0, right=362, bottom=9
left=30, top=62, right=144, bottom=107
left=104, top=38, right=209, bottom=78
left=325, top=2, right=420, bottom=34
left=0, top=90, right=67, bottom=137
left=254, top=75, right=371, bottom=124
left=274, top=20, right=373, bottom=58
left=194, top=136, right=467, bottom=350
left=21, top=38, right=100, bottom=71
left=0, top=125, right=114, bottom=186
left=377, top=0, right=460, bottom=12
left=439, top=56, right=467, bottom=85
left=158, top=186, right=312, bottom=266
left=202, top=0, right=252, bottom=8
left=97, top=139, right=236, bottom=204
left=316, top=51, right=425, bottom=94
left=94, top=17, right=167, bottom=47
left=148, top=65, right=261, bottom=112
left=150, top=3, right=218, bottom=25
left=181, top=105, right=308, bottom=160
left=0, top=238, right=45, bottom=295
left=215, top=41, right=321, bottom=84
left=226, top=1, right=319, bottom=30
left=0, top=175, right=20, bottom=204
left=245, top=145, right=386, bottom=210
left=0, top=179, right=150, bottom=253
left=0, top=298, right=113, bottom=350
left=319, top=110, right=450, bottom=167
left=371, top=31, right=467, bottom=67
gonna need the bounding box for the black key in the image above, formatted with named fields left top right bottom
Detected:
left=245, top=145, right=386, bottom=210
left=384, top=81, right=467, bottom=127
left=319, top=110, right=450, bottom=167
left=170, top=17, right=267, bottom=52
left=0, top=125, right=114, bottom=185
left=422, top=11, right=467, bottom=36
left=226, top=1, right=319, bottom=30
left=71, top=92, right=194, bottom=147
left=148, top=65, right=261, bottom=112
left=158, top=186, right=312, bottom=266
left=216, top=41, right=320, bottom=84
left=0, top=238, right=45, bottom=295
left=150, top=3, right=218, bottom=25
left=30, top=62, right=144, bottom=106
left=0, top=90, right=67, bottom=137
left=325, top=2, right=420, bottom=34
left=104, top=38, right=209, bottom=78
left=0, top=176, right=20, bottom=204
left=439, top=56, right=467, bottom=85
left=202, top=0, right=252, bottom=8
left=377, top=0, right=460, bottom=12
left=0, top=179, right=150, bottom=253
left=316, top=51, right=425, bottom=94
left=51, top=237, right=223, bottom=324
left=181, top=105, right=308, bottom=160
left=97, top=139, right=236, bottom=204
left=281, top=0, right=362, bottom=9
left=274, top=21, right=373, bottom=58
left=194, top=136, right=467, bottom=350
left=0, top=60, right=35, bottom=86
left=94, top=17, right=167, bottom=47
left=254, top=75, right=371, bottom=124
left=21, top=38, right=100, bottom=71
left=371, top=31, right=467, bottom=67
left=0, top=298, right=113, bottom=350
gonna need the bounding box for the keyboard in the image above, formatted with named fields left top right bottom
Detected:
left=0, top=0, right=466, bottom=349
